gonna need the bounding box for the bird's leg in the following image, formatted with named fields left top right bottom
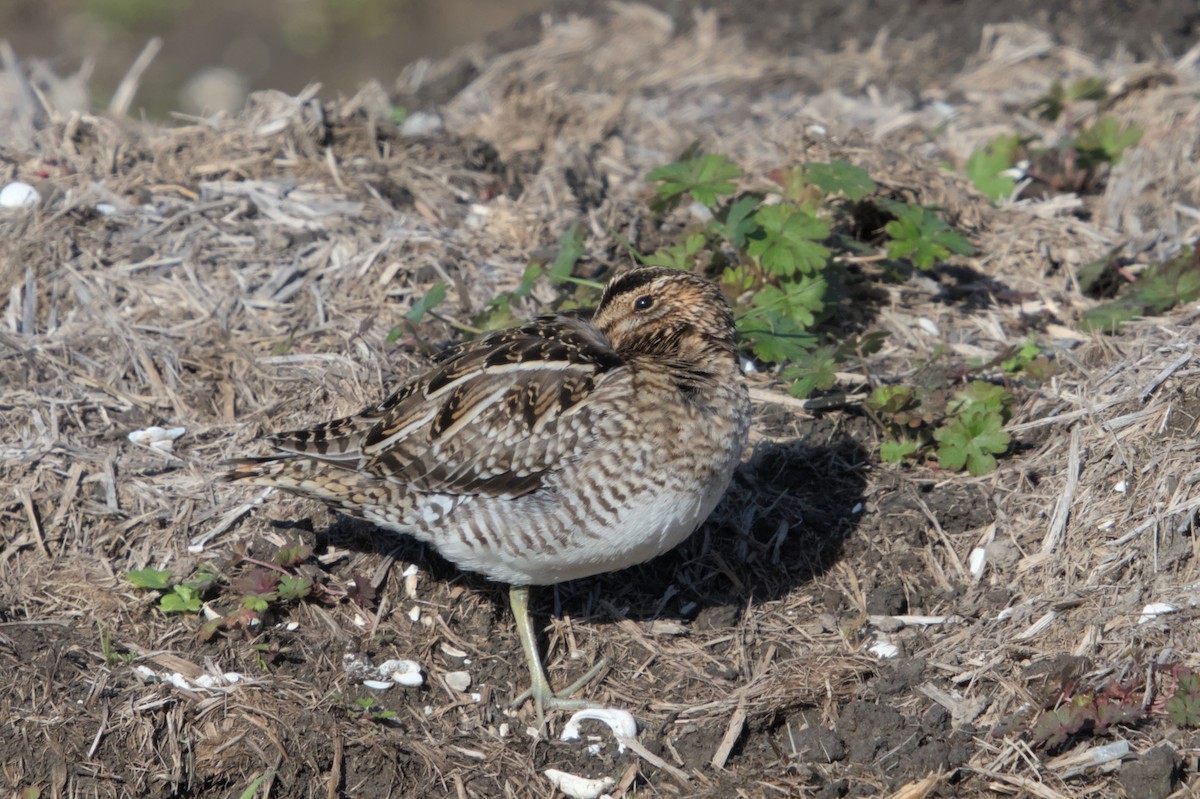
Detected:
left=508, top=584, right=608, bottom=721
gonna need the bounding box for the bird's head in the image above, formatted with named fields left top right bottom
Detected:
left=592, top=268, right=738, bottom=365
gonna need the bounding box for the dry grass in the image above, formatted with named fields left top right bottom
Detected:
left=3, top=6, right=1200, bottom=797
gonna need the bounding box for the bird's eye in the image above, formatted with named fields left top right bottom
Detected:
left=633, top=295, right=654, bottom=311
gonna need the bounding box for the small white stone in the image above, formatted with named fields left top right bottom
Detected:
left=408, top=605, right=421, bottom=622
left=285, top=621, right=300, bottom=632
left=968, top=547, right=987, bottom=578
left=561, top=708, right=638, bottom=753
left=95, top=202, right=118, bottom=215
left=917, top=317, right=940, bottom=336
left=1114, top=480, right=1128, bottom=493
left=498, top=723, right=510, bottom=737
left=1138, top=603, right=1177, bottom=624
left=444, top=671, right=471, bottom=692
left=687, top=201, right=714, bottom=222
left=363, top=680, right=392, bottom=691
left=543, top=769, right=615, bottom=799
left=0, top=181, right=40, bottom=208
left=400, top=111, right=444, bottom=137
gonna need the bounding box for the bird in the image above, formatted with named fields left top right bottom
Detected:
left=221, top=266, right=751, bottom=717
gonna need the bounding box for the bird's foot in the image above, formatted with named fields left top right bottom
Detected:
left=511, top=656, right=609, bottom=718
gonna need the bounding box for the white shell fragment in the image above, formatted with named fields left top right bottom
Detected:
left=1138, top=603, right=1177, bottom=624
left=968, top=547, right=987, bottom=578
left=543, top=769, right=615, bottom=799
left=917, top=317, right=940, bottom=336
left=868, top=640, right=900, bottom=659
left=560, top=708, right=638, bottom=753
left=380, top=658, right=424, bottom=687
left=127, top=425, right=186, bottom=453
left=138, top=667, right=245, bottom=693
left=444, top=671, right=471, bottom=692
left=0, top=181, right=40, bottom=208
left=363, top=680, right=393, bottom=691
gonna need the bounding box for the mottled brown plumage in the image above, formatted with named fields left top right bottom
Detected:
left=222, top=266, right=750, bottom=713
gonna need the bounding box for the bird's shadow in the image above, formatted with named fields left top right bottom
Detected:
left=316, top=432, right=868, bottom=633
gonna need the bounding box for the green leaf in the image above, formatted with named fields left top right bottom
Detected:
left=967, top=135, right=1021, bottom=202
left=549, top=224, right=586, bottom=283
left=1001, top=337, right=1044, bottom=373
left=712, top=195, right=760, bottom=248
left=803, top=160, right=876, bottom=201
left=744, top=276, right=828, bottom=329
left=160, top=585, right=203, bottom=614
left=127, top=568, right=172, bottom=591
left=1075, top=117, right=1142, bottom=168
left=1080, top=246, right=1199, bottom=333
left=643, top=233, right=706, bottom=270
left=404, top=282, right=447, bottom=323
left=882, top=201, right=975, bottom=270
left=948, top=381, right=1014, bottom=420
left=242, top=594, right=275, bottom=613
left=237, top=771, right=274, bottom=799
left=647, top=153, right=742, bottom=211
left=880, top=439, right=920, bottom=463
left=781, top=346, right=838, bottom=398
left=747, top=204, right=830, bottom=276
left=736, top=314, right=816, bottom=363
left=1166, top=690, right=1200, bottom=726
left=934, top=408, right=1011, bottom=475
left=274, top=542, right=314, bottom=567
left=277, top=575, right=313, bottom=602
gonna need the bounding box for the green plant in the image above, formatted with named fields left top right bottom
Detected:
left=880, top=200, right=975, bottom=270
left=473, top=224, right=604, bottom=331
left=867, top=376, right=1016, bottom=476
left=1031, top=682, right=1144, bottom=749
left=126, top=539, right=337, bottom=644
left=1030, top=77, right=1107, bottom=122
left=1074, top=117, right=1142, bottom=169
left=1165, top=670, right=1200, bottom=727
left=98, top=624, right=134, bottom=666
left=643, top=154, right=973, bottom=383
left=126, top=568, right=206, bottom=614
left=354, top=696, right=399, bottom=723
left=966, top=135, right=1021, bottom=201
left=646, top=153, right=742, bottom=212
left=1081, top=246, right=1200, bottom=333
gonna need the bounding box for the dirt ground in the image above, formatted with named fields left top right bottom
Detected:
left=3, top=1, right=1200, bottom=798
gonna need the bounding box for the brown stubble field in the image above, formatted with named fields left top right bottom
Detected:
left=3, top=5, right=1200, bottom=797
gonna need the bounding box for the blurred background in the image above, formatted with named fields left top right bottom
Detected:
left=0, top=0, right=551, bottom=115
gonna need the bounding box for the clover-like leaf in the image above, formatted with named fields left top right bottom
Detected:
left=934, top=408, right=1011, bottom=475
left=736, top=314, right=816, bottom=364
left=880, top=438, right=921, bottom=464
left=277, top=575, right=313, bottom=602
left=947, top=381, right=1014, bottom=421
left=802, top=160, right=876, bottom=201
left=647, top=153, right=742, bottom=211
left=643, top=233, right=706, bottom=270
left=882, top=201, right=975, bottom=270
left=782, top=346, right=838, bottom=398
left=747, top=204, right=830, bottom=276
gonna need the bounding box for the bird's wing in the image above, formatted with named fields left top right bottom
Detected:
left=265, top=316, right=625, bottom=499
